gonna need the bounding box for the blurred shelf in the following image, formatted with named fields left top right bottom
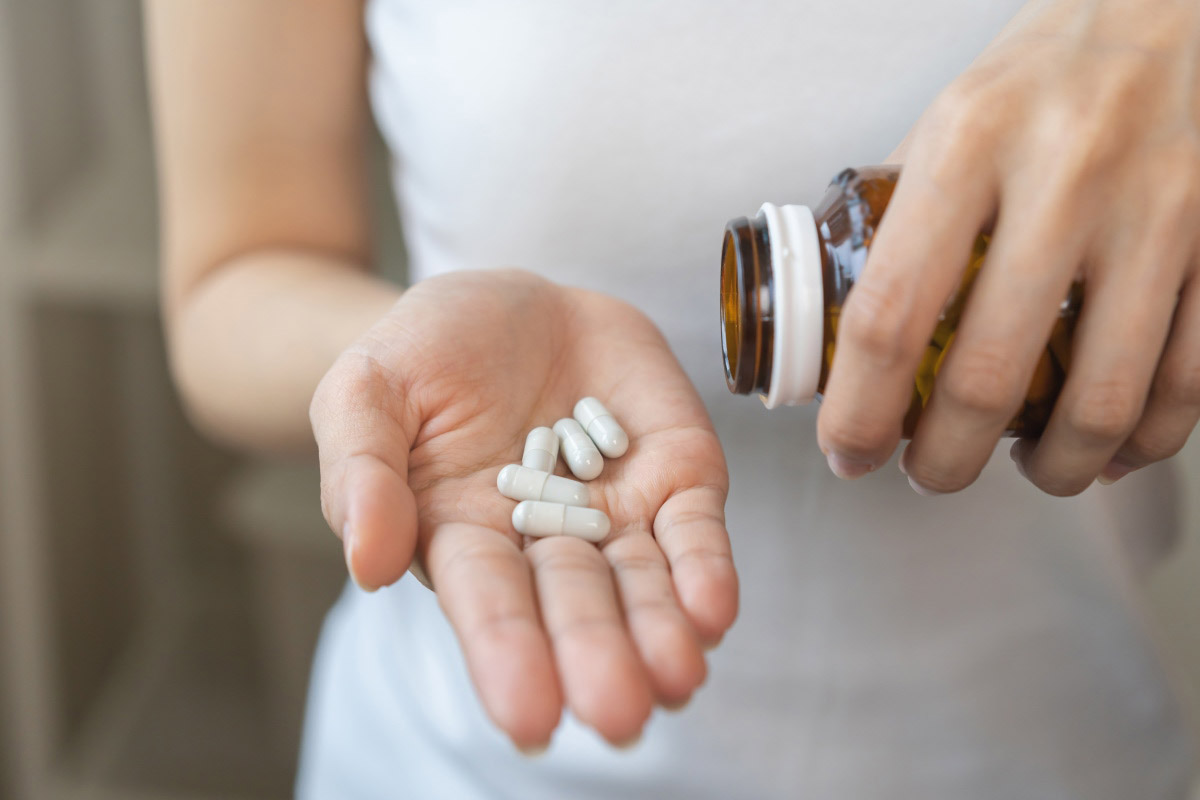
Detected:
left=0, top=4, right=335, bottom=800
left=29, top=461, right=344, bottom=800
left=218, top=462, right=334, bottom=556
left=6, top=146, right=158, bottom=311
left=217, top=461, right=347, bottom=760
left=51, top=591, right=293, bottom=800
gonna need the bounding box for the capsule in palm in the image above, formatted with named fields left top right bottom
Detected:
left=521, top=426, right=559, bottom=474
left=512, top=500, right=611, bottom=542
left=496, top=464, right=588, bottom=507
left=573, top=397, right=629, bottom=458
left=553, top=418, right=603, bottom=480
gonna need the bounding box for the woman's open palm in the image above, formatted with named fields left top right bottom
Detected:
left=310, top=270, right=738, bottom=750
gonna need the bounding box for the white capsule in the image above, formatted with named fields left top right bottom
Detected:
left=573, top=397, right=629, bottom=458
left=512, top=501, right=611, bottom=542
left=553, top=418, right=604, bottom=480
left=521, top=426, right=559, bottom=474
left=496, top=464, right=589, bottom=507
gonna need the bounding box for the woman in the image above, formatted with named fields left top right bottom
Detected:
left=146, top=1, right=1200, bottom=797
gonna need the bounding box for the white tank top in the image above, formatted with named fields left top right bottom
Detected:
left=296, top=3, right=1196, bottom=797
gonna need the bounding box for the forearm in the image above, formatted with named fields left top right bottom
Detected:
left=167, top=249, right=400, bottom=456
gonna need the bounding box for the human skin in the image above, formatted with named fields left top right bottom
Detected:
left=818, top=0, right=1200, bottom=497
left=310, top=270, right=736, bottom=749
left=146, top=0, right=1196, bottom=755
left=145, top=0, right=734, bottom=751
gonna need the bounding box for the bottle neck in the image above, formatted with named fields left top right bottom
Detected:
left=720, top=214, right=775, bottom=395
left=720, top=204, right=825, bottom=407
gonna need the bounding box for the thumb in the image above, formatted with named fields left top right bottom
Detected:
left=311, top=352, right=419, bottom=591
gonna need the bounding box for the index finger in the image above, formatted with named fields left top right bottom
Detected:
left=817, top=114, right=998, bottom=475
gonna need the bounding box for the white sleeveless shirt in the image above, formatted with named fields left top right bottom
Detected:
left=297, top=3, right=1197, bottom=797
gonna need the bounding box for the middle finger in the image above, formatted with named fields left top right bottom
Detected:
left=527, top=535, right=654, bottom=745
left=427, top=521, right=563, bottom=749
left=903, top=173, right=1089, bottom=493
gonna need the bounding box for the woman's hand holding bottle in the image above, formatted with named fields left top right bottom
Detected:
left=819, top=0, right=1200, bottom=496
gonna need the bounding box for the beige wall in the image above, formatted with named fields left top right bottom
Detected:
left=0, top=0, right=92, bottom=229
left=0, top=470, right=11, bottom=800
left=0, top=3, right=395, bottom=798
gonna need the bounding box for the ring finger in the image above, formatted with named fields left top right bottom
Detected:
left=1016, top=215, right=1189, bottom=494
left=603, top=528, right=708, bottom=709
left=1101, top=273, right=1200, bottom=482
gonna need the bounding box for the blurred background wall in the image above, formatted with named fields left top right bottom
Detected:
left=0, top=2, right=1197, bottom=799
left=0, top=1, right=402, bottom=797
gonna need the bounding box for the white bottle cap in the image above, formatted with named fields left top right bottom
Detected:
left=757, top=202, right=825, bottom=409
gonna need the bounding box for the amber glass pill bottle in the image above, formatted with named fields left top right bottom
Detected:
left=720, top=166, right=1082, bottom=437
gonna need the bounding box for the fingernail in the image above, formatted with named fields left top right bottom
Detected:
left=612, top=732, right=643, bottom=750
left=661, top=696, right=692, bottom=712
left=1008, top=442, right=1031, bottom=481
left=408, top=560, right=433, bottom=590
left=907, top=476, right=942, bottom=497
left=342, top=523, right=377, bottom=593
left=517, top=741, right=550, bottom=758
left=826, top=452, right=874, bottom=480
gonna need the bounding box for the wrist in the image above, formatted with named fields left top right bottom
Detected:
left=169, top=249, right=401, bottom=456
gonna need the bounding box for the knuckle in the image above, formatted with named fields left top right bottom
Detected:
left=1088, top=61, right=1151, bottom=131
left=1037, top=116, right=1114, bottom=194
left=930, top=81, right=995, bottom=137
left=443, top=543, right=523, bottom=595
left=331, top=350, right=398, bottom=406
left=470, top=608, right=540, bottom=651
left=937, top=343, right=1022, bottom=416
left=1063, top=381, right=1143, bottom=443
left=1031, top=91, right=1132, bottom=189
left=923, top=79, right=1009, bottom=168
left=310, top=349, right=400, bottom=432
left=1075, top=116, right=1123, bottom=172
left=530, top=540, right=606, bottom=577
left=838, top=279, right=917, bottom=367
